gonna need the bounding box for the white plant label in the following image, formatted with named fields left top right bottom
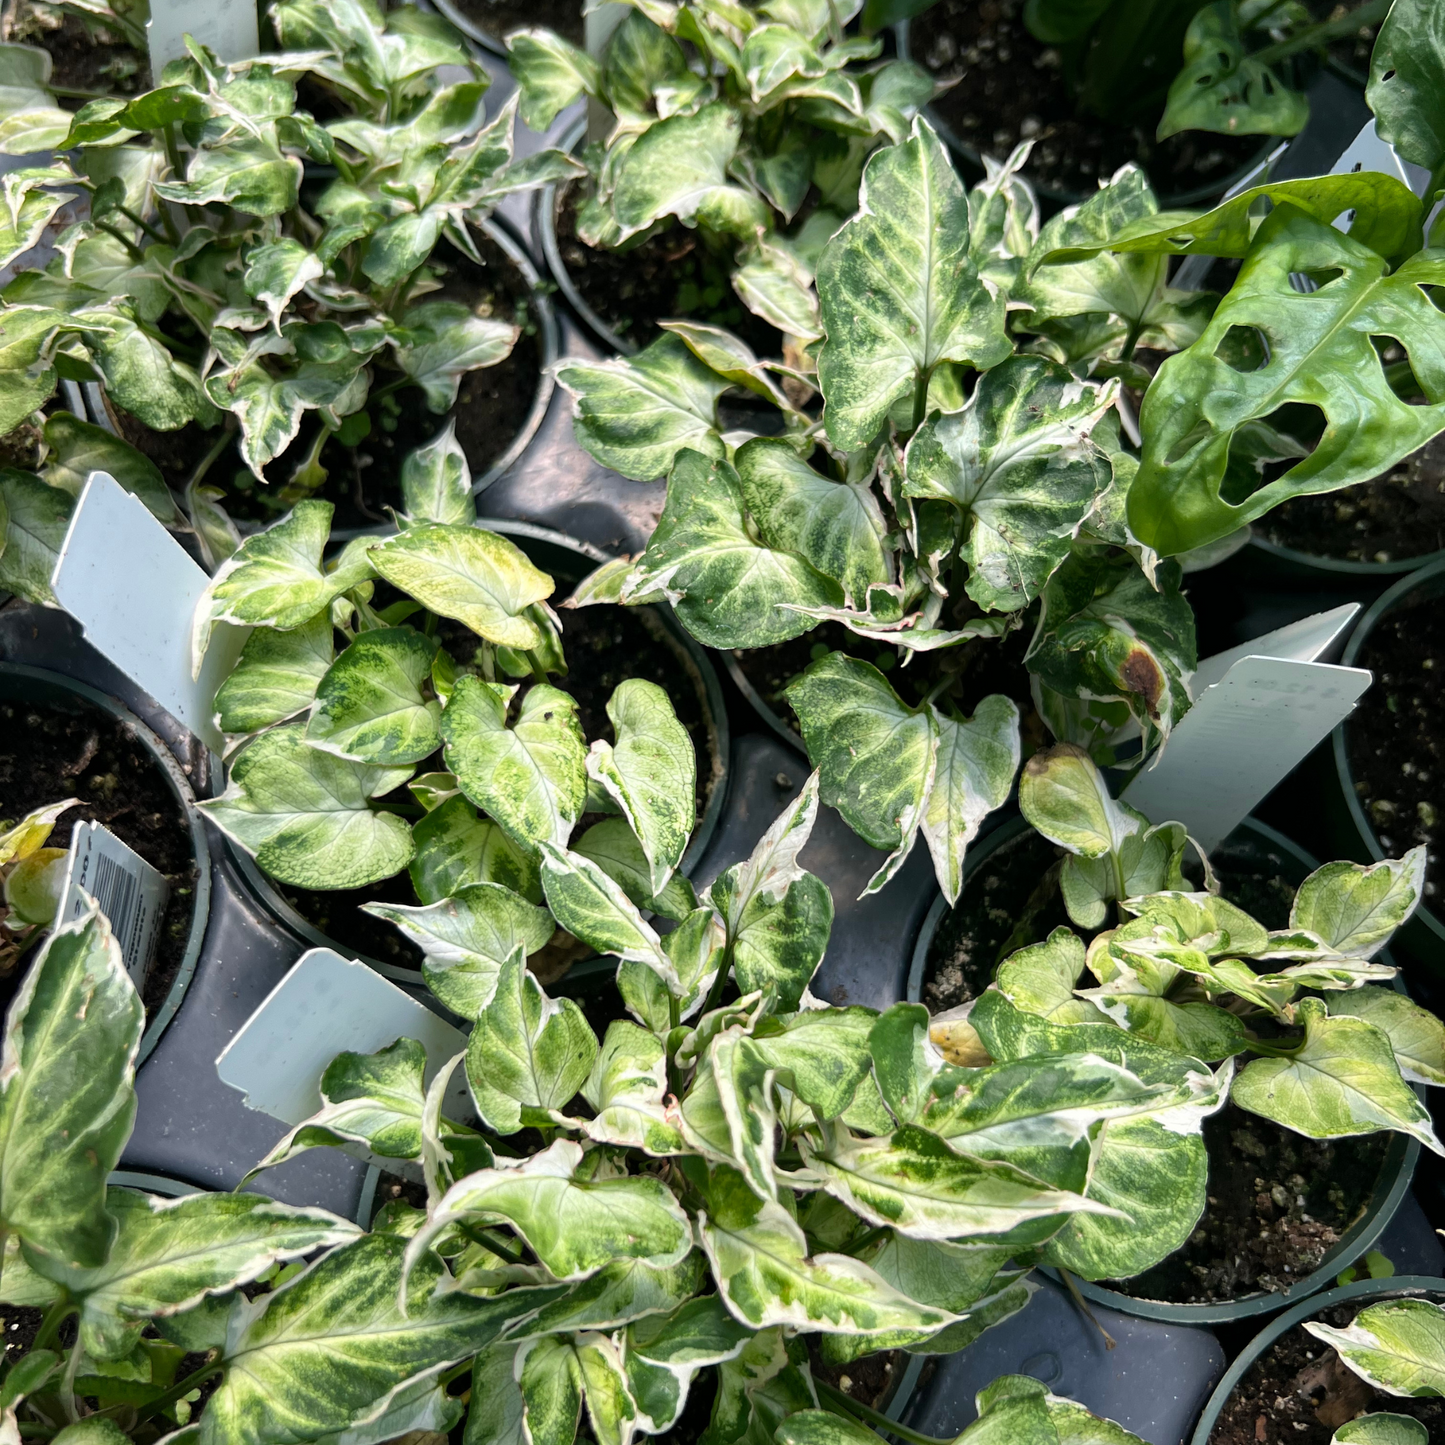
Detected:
left=51, top=470, right=247, bottom=754
left=216, top=948, right=474, bottom=1130
left=59, top=822, right=169, bottom=984
left=148, top=0, right=259, bottom=73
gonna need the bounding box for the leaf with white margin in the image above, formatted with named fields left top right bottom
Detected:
left=465, top=955, right=598, bottom=1134
left=733, top=242, right=822, bottom=343
left=710, top=1026, right=781, bottom=1201
left=815, top=118, right=1009, bottom=452
left=1332, top=1417, right=1429, bottom=1445
left=1303, top=1298, right=1445, bottom=1397
left=626, top=450, right=843, bottom=648
left=420, top=1051, right=494, bottom=1207
left=582, top=1020, right=686, bottom=1155
left=903, top=357, right=1115, bottom=613
left=966, top=141, right=1040, bottom=301
left=698, top=1164, right=960, bottom=1334
left=199, top=1232, right=565, bottom=1445
left=786, top=652, right=936, bottom=894
left=660, top=321, right=795, bottom=413
left=314, top=1371, right=464, bottom=1445
left=393, top=300, right=518, bottom=412
left=42, top=409, right=182, bottom=526
left=749, top=1007, right=875, bottom=1120
left=410, top=795, right=543, bottom=907
left=362, top=883, right=555, bottom=1019
left=305, top=626, right=441, bottom=766
left=1018, top=740, right=1138, bottom=860
left=1289, top=849, right=1427, bottom=959
left=1325, top=987, right=1445, bottom=1087
left=441, top=677, right=588, bottom=854
left=661, top=907, right=727, bottom=1021
left=405, top=1138, right=692, bottom=1284
left=28, top=1186, right=360, bottom=1363
left=0, top=469, right=70, bottom=607
left=624, top=1294, right=753, bottom=1434
left=506, top=28, right=600, bottom=130
left=517, top=1332, right=638, bottom=1445
left=244, top=238, right=324, bottom=331
left=573, top=817, right=698, bottom=922
left=996, top=927, right=1110, bottom=1025
left=735, top=437, right=891, bottom=608
left=922, top=696, right=1020, bottom=905
left=0, top=799, right=75, bottom=867
left=400, top=419, right=474, bottom=527
left=215, top=614, right=334, bottom=736
left=200, top=724, right=414, bottom=889
left=587, top=680, right=695, bottom=897
left=504, top=1255, right=701, bottom=1343
left=1042, top=1392, right=1152, bottom=1445
left=368, top=523, right=553, bottom=650
left=1233, top=998, right=1443, bottom=1154
left=556, top=334, right=731, bottom=484
left=0, top=906, right=140, bottom=1272
left=1079, top=964, right=1248, bottom=1062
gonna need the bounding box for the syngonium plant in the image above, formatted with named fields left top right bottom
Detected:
left=913, top=741, right=1445, bottom=1286
left=0, top=797, right=77, bottom=975
left=504, top=0, right=936, bottom=349
left=0, top=0, right=579, bottom=555
left=556, top=120, right=1214, bottom=903
left=0, top=910, right=1167, bottom=1441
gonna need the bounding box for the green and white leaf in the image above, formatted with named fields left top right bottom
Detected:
left=400, top=420, right=474, bottom=527
left=1289, top=850, right=1427, bottom=960
left=215, top=614, right=334, bottom=736
left=1303, top=1298, right=1445, bottom=1397
left=305, top=627, right=441, bottom=765
left=1325, top=987, right=1445, bottom=1087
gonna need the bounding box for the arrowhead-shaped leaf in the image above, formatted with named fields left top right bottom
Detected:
left=400, top=420, right=474, bottom=527
left=305, top=626, right=441, bottom=765
left=215, top=614, right=335, bottom=736
left=1304, top=1299, right=1445, bottom=1398
left=1289, top=850, right=1427, bottom=960
left=1325, top=987, right=1445, bottom=1087
left=410, top=795, right=543, bottom=906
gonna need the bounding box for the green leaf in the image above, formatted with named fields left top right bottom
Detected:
left=199, top=723, right=415, bottom=889
left=0, top=469, right=71, bottom=606
left=540, top=843, right=676, bottom=981
left=1325, top=987, right=1445, bottom=1087
left=362, top=883, right=555, bottom=1019
left=0, top=906, right=140, bottom=1270
left=200, top=1233, right=563, bottom=1445
left=625, top=1294, right=752, bottom=1433
left=733, top=243, right=823, bottom=343
left=305, top=627, right=440, bottom=766
left=903, top=357, right=1115, bottom=612
left=441, top=677, right=588, bottom=853
left=556, top=335, right=731, bottom=484
left=410, top=794, right=543, bottom=906
left=626, top=450, right=844, bottom=648
left=816, top=118, right=1008, bottom=451
left=155, top=130, right=301, bottom=217
left=215, top=613, right=335, bottom=736
left=1333, top=1415, right=1430, bottom=1445
left=1131, top=206, right=1445, bottom=556
left=1304, top=1299, right=1445, bottom=1397
left=42, top=410, right=182, bottom=526
left=0, top=306, right=63, bottom=432
left=735, top=437, right=890, bottom=608
left=709, top=1026, right=782, bottom=1201
left=967, top=142, right=1039, bottom=301
left=368, top=523, right=553, bottom=649
left=506, top=28, right=601, bottom=130
left=581, top=1020, right=687, bottom=1155
left=775, top=1411, right=882, bottom=1445
left=698, top=1164, right=959, bottom=1334
left=1369, top=0, right=1445, bottom=181
left=573, top=817, right=698, bottom=922
left=1233, top=998, right=1443, bottom=1154
left=394, top=300, right=517, bottom=412
left=465, top=955, right=599, bottom=1133
left=244, top=237, right=325, bottom=330
left=996, top=928, right=1109, bottom=1025
left=1290, top=850, right=1427, bottom=959
left=401, top=420, right=474, bottom=527
left=750, top=1007, right=875, bottom=1119
left=587, top=679, right=694, bottom=896
left=409, top=1137, right=692, bottom=1282
left=32, top=1187, right=360, bottom=1363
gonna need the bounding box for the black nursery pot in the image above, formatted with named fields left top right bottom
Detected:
left=1333, top=559, right=1445, bottom=997
left=229, top=519, right=730, bottom=986
left=909, top=812, right=1420, bottom=1325
left=429, top=0, right=583, bottom=56
left=0, top=663, right=210, bottom=1064
left=1189, top=1275, right=1445, bottom=1445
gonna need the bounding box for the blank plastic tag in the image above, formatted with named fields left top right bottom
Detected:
left=59, top=823, right=169, bottom=984
left=51, top=471, right=246, bottom=753
left=1188, top=602, right=1360, bottom=697
left=216, top=949, right=474, bottom=1128
left=148, top=0, right=259, bottom=72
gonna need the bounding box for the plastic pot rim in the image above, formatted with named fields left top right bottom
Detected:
left=427, top=0, right=511, bottom=58
left=1245, top=533, right=1445, bottom=579
left=1334, top=555, right=1445, bottom=952
left=720, top=650, right=808, bottom=758
left=1188, top=1274, right=1445, bottom=1445
left=893, top=18, right=1296, bottom=209
left=226, top=518, right=731, bottom=982
left=907, top=811, right=1422, bottom=1324
left=0, top=661, right=211, bottom=1067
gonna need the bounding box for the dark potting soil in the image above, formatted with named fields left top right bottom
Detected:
left=1347, top=592, right=1444, bottom=919
left=448, top=0, right=583, bottom=45
left=0, top=696, right=198, bottom=1022
left=1311, top=0, right=1384, bottom=84
left=1208, top=1295, right=1445, bottom=1445
left=556, top=187, right=782, bottom=357
left=1259, top=435, right=1445, bottom=564
left=109, top=405, right=229, bottom=496
left=279, top=602, right=721, bottom=970
left=0, top=416, right=42, bottom=473
left=806, top=1343, right=906, bottom=1412
left=910, top=0, right=1268, bottom=200
left=1112, top=1102, right=1389, bottom=1303
left=6, top=8, right=150, bottom=100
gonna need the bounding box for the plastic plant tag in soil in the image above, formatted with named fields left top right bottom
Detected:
left=57, top=819, right=169, bottom=983
left=146, top=0, right=257, bottom=71
left=51, top=470, right=247, bottom=752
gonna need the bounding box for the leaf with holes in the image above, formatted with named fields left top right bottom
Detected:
left=1368, top=0, right=1445, bottom=185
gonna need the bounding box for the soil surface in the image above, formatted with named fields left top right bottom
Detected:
left=556, top=186, right=782, bottom=356
left=807, top=1343, right=905, bottom=1412
left=1209, top=1294, right=1445, bottom=1444
left=1116, top=1102, right=1389, bottom=1303
left=1346, top=592, right=1444, bottom=919
left=910, top=0, right=1270, bottom=200
left=4, top=6, right=150, bottom=100
left=280, top=601, right=722, bottom=969
left=448, top=0, right=583, bottom=45
left=1311, top=0, right=1384, bottom=82
left=0, top=694, right=199, bottom=1023
left=1259, top=436, right=1445, bottom=564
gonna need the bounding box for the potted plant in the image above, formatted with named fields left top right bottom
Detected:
left=0, top=0, right=578, bottom=550
left=507, top=1, right=937, bottom=355
left=910, top=742, right=1444, bottom=1323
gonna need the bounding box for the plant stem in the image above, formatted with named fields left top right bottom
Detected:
left=841, top=1224, right=889, bottom=1256
left=700, top=943, right=733, bottom=1016
left=125, top=1359, right=223, bottom=1426
left=1243, top=1034, right=1303, bottom=1058
left=908, top=368, right=929, bottom=436
left=1118, top=317, right=1144, bottom=365
left=1251, top=0, right=1390, bottom=66
left=815, top=1380, right=950, bottom=1445
left=187, top=423, right=235, bottom=494
left=58, top=1335, right=82, bottom=1423
left=1058, top=1267, right=1116, bottom=1350
left=115, top=203, right=168, bottom=245
left=31, top=1298, right=75, bottom=1354
left=94, top=220, right=145, bottom=264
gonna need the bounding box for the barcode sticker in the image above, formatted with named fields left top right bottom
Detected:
left=60, top=823, right=170, bottom=984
